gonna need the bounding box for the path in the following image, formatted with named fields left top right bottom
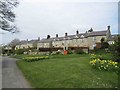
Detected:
left=2, top=56, right=32, bottom=88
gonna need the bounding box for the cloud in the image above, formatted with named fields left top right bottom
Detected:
left=23, top=0, right=119, bottom=3
left=1, top=1, right=118, bottom=44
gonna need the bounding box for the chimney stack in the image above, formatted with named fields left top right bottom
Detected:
left=47, top=35, right=50, bottom=39
left=56, top=34, right=58, bottom=38
left=76, top=30, right=79, bottom=35
left=65, top=33, right=68, bottom=37
left=38, top=37, right=40, bottom=41
left=107, top=26, right=110, bottom=30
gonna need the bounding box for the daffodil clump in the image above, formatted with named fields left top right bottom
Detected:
left=90, top=54, right=103, bottom=60
left=90, top=54, right=98, bottom=59
left=23, top=56, right=49, bottom=62
left=90, top=54, right=119, bottom=72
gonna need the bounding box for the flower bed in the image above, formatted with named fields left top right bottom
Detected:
left=89, top=54, right=119, bottom=72
left=23, top=56, right=49, bottom=62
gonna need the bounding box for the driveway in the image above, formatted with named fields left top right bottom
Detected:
left=2, top=56, right=32, bottom=88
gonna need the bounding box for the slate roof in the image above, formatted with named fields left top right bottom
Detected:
left=17, top=39, right=39, bottom=45
left=18, top=30, right=109, bottom=44
left=87, top=30, right=107, bottom=37
left=38, top=30, right=108, bottom=42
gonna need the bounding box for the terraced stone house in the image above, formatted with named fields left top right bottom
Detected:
left=37, top=26, right=112, bottom=53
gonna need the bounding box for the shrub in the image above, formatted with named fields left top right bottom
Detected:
left=90, top=54, right=98, bottom=59
left=67, top=49, right=73, bottom=54
left=23, top=56, right=49, bottom=62
left=56, top=51, right=62, bottom=55
left=110, top=35, right=120, bottom=62
left=101, top=42, right=109, bottom=49
left=74, top=48, right=85, bottom=54
left=15, top=49, right=26, bottom=54
left=90, top=54, right=105, bottom=60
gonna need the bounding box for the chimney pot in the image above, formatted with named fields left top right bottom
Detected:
left=65, top=33, right=67, bottom=37
left=38, top=37, right=40, bottom=41
left=47, top=35, right=50, bottom=39
left=56, top=34, right=58, bottom=38
left=76, top=30, right=79, bottom=35
left=107, top=26, right=110, bottom=30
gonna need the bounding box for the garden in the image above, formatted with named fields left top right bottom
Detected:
left=13, top=37, right=120, bottom=88
left=15, top=53, right=119, bottom=88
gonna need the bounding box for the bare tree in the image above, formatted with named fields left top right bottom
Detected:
left=9, top=38, right=20, bottom=49
left=0, top=0, right=19, bottom=33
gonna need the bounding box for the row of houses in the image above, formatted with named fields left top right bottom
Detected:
left=4, top=26, right=117, bottom=54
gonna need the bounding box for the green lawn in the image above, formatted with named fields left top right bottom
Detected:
left=16, top=54, right=118, bottom=88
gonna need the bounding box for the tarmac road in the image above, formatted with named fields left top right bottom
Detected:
left=2, top=56, right=32, bottom=88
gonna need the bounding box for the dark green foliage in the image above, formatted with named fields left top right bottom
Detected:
left=110, top=35, right=120, bottom=62
left=15, top=49, right=27, bottom=54
left=100, top=37, right=105, bottom=43
left=74, top=48, right=85, bottom=54
left=100, top=37, right=109, bottom=49
left=88, top=28, right=93, bottom=32
left=1, top=47, right=6, bottom=54
left=23, top=56, right=49, bottom=62
left=67, top=49, right=73, bottom=54
left=55, top=51, right=62, bottom=55
left=101, top=42, right=109, bottom=49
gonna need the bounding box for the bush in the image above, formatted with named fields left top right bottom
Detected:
left=110, top=35, right=120, bottom=62
left=90, top=54, right=106, bottom=60
left=15, top=48, right=29, bottom=54
left=23, top=56, right=49, bottom=62
left=67, top=49, right=73, bottom=54
left=15, top=49, right=25, bottom=54
left=56, top=51, right=62, bottom=55
left=101, top=42, right=109, bottom=49
left=74, top=48, right=85, bottom=54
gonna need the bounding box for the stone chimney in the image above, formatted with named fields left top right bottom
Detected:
left=76, top=30, right=79, bottom=35
left=56, top=34, right=58, bottom=38
left=38, top=37, right=40, bottom=41
left=65, top=33, right=68, bottom=37
left=107, top=26, right=110, bottom=30
left=47, top=35, right=50, bottom=39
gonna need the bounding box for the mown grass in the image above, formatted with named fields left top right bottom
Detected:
left=16, top=54, right=118, bottom=88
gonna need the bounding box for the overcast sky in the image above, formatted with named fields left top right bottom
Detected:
left=1, top=0, right=119, bottom=44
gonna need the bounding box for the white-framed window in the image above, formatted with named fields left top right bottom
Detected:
left=93, top=36, right=96, bottom=41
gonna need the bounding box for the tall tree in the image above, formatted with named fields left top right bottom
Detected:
left=0, top=0, right=19, bottom=33
left=88, top=28, right=93, bottom=32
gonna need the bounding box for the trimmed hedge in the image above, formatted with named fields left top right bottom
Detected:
left=23, top=56, right=49, bottom=62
